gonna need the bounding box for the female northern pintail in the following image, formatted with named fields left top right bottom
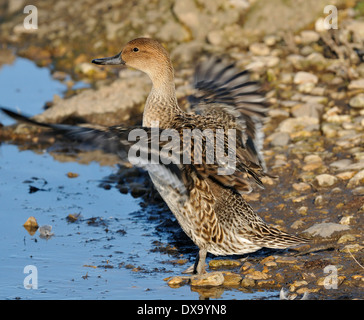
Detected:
left=1, top=38, right=307, bottom=274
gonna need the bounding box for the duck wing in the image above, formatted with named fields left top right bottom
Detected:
left=188, top=57, right=268, bottom=171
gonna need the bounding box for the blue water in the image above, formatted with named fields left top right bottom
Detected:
left=0, top=57, right=278, bottom=300
left=0, top=57, right=87, bottom=126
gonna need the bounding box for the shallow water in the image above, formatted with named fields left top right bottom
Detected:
left=0, top=57, right=280, bottom=300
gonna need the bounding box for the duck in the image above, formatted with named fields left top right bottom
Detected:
left=1, top=37, right=308, bottom=274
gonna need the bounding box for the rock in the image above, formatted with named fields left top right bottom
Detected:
left=264, top=35, right=278, bottom=46
left=349, top=93, right=364, bottom=109
left=241, top=277, right=255, bottom=287
left=268, top=132, right=291, bottom=147
left=347, top=170, right=364, bottom=188
left=314, top=195, right=325, bottom=206
left=293, top=182, right=311, bottom=192
left=291, top=219, right=305, bottom=229
left=249, top=42, right=270, bottom=56
left=23, top=216, right=39, bottom=235
left=75, top=62, right=100, bottom=77
left=222, top=272, right=242, bottom=286
left=299, top=30, right=320, bottom=44
left=278, top=117, right=319, bottom=133
left=209, top=259, right=241, bottom=269
left=291, top=103, right=323, bottom=119
left=294, top=72, right=318, bottom=85
left=353, top=186, right=364, bottom=195
left=304, top=222, right=350, bottom=238
left=167, top=276, right=189, bottom=287
left=340, top=244, right=363, bottom=253
left=329, top=159, right=352, bottom=171
left=190, top=272, right=225, bottom=287
left=39, top=225, right=54, bottom=238
left=315, top=174, right=338, bottom=187
left=245, top=270, right=270, bottom=280
left=297, top=206, right=308, bottom=215
left=275, top=257, right=298, bottom=264
left=35, top=74, right=151, bottom=126
left=348, top=79, right=364, bottom=90
left=337, top=234, right=356, bottom=244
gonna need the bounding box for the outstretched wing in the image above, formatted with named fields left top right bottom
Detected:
left=188, top=57, right=268, bottom=170
left=0, top=107, right=187, bottom=196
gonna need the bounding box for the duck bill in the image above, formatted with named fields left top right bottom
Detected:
left=92, top=51, right=125, bottom=65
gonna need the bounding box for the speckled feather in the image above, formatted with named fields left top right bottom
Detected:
left=0, top=38, right=308, bottom=274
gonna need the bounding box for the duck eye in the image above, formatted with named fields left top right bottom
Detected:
left=133, top=47, right=139, bottom=52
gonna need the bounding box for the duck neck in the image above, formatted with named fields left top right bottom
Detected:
left=143, top=67, right=183, bottom=129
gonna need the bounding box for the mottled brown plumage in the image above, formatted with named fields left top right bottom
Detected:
left=1, top=38, right=308, bottom=274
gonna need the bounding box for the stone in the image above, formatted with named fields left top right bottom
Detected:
left=337, top=234, right=356, bottom=244
left=299, top=30, right=320, bottom=44
left=167, top=276, right=189, bottom=287
left=293, top=182, right=311, bottom=192
left=245, top=270, right=270, bottom=280
left=249, top=42, right=270, bottom=56
left=222, top=272, right=242, bottom=286
left=241, top=277, right=255, bottom=287
left=35, top=74, right=151, bottom=126
left=268, top=132, right=291, bottom=147
left=190, top=272, right=224, bottom=287
left=304, top=222, right=350, bottom=238
left=291, top=103, right=324, bottom=119
left=315, top=174, right=338, bottom=187
left=329, top=159, right=352, bottom=171
left=294, top=72, right=318, bottom=85
left=209, top=259, right=241, bottom=269
left=349, top=93, right=364, bottom=109
left=347, top=170, right=364, bottom=188
left=340, top=244, right=363, bottom=253
left=291, top=219, right=305, bottom=229
left=278, top=117, right=319, bottom=133
left=348, top=79, right=364, bottom=90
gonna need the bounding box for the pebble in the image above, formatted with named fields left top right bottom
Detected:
left=249, top=42, right=270, bottom=56
left=291, top=219, right=305, bottom=229
left=293, top=182, right=311, bottom=192
left=222, top=272, right=242, bottom=286
left=337, top=234, right=356, bottom=244
left=349, top=93, right=364, bottom=108
left=329, top=159, right=352, bottom=171
left=241, top=277, right=255, bottom=287
left=339, top=216, right=354, bottom=225
left=275, top=257, right=298, bottom=264
left=353, top=186, right=364, bottom=195
left=209, top=259, right=241, bottom=269
left=304, top=222, right=350, bottom=238
left=314, top=195, right=325, bottom=206
left=190, top=272, right=225, bottom=287
left=340, top=244, right=363, bottom=253
left=167, top=276, right=189, bottom=287
left=315, top=174, right=338, bottom=187
left=291, top=103, right=323, bottom=119
left=293, top=71, right=318, bottom=85
left=278, top=117, right=319, bottom=133
left=347, top=170, right=364, bottom=188
left=245, top=270, right=270, bottom=280
left=268, top=132, right=291, bottom=147
left=348, top=79, right=364, bottom=90
left=289, top=280, right=308, bottom=292
left=299, top=30, right=320, bottom=44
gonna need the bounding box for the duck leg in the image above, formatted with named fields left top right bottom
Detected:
left=193, top=248, right=207, bottom=274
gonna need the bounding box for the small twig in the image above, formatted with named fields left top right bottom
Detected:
left=348, top=250, right=364, bottom=270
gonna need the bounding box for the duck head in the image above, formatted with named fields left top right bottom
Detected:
left=92, top=38, right=174, bottom=87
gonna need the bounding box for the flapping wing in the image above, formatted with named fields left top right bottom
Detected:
left=188, top=57, right=268, bottom=170
left=0, top=107, right=187, bottom=196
